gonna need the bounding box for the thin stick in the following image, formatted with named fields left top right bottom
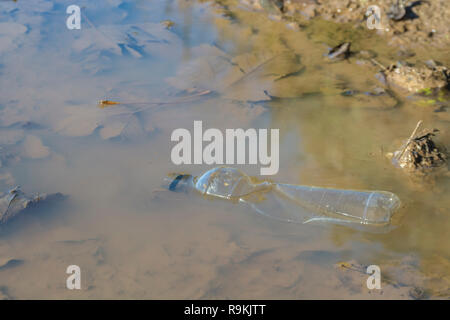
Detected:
left=396, top=120, right=423, bottom=160
left=80, top=9, right=119, bottom=49
left=371, top=58, right=387, bottom=71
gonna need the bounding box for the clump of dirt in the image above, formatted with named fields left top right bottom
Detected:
left=380, top=61, right=449, bottom=93
left=391, top=120, right=447, bottom=172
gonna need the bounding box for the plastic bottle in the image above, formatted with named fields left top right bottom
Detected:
left=164, top=167, right=401, bottom=231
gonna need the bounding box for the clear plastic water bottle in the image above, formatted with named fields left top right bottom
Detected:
left=164, top=167, right=401, bottom=231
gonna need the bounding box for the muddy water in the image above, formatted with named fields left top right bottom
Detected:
left=0, top=0, right=449, bottom=299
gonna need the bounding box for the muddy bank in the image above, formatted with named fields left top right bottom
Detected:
left=275, top=0, right=450, bottom=49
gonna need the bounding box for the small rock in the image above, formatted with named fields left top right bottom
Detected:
left=382, top=62, right=449, bottom=93
left=387, top=0, right=406, bottom=21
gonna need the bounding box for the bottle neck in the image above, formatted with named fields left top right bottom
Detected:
left=163, top=174, right=194, bottom=192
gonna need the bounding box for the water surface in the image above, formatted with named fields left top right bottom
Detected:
left=0, top=0, right=449, bottom=299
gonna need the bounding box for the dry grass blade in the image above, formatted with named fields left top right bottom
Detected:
left=97, top=90, right=212, bottom=110
left=395, top=120, right=423, bottom=161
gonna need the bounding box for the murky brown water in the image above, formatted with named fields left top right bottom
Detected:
left=0, top=0, right=449, bottom=299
